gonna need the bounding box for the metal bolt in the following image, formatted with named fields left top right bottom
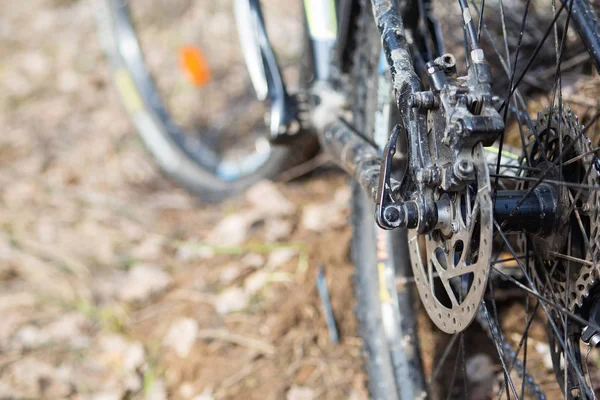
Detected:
left=411, top=91, right=438, bottom=109
left=382, top=205, right=405, bottom=228
left=416, top=169, right=428, bottom=184
left=434, top=53, right=457, bottom=72
left=591, top=333, right=600, bottom=348
left=450, top=121, right=464, bottom=137
left=459, top=160, right=474, bottom=174
left=416, top=167, right=440, bottom=185
left=454, top=159, right=474, bottom=180
left=451, top=221, right=459, bottom=233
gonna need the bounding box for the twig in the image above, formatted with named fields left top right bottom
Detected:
left=278, top=153, right=331, bottom=183
left=197, top=329, right=276, bottom=356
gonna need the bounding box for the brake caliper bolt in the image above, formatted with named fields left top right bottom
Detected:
left=451, top=221, right=459, bottom=233
left=411, top=91, right=439, bottom=109
left=384, top=207, right=401, bottom=223
left=454, top=159, right=474, bottom=180
left=416, top=167, right=441, bottom=185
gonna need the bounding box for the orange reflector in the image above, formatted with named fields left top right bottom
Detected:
left=179, top=45, right=211, bottom=86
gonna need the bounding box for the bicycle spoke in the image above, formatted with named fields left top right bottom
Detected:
left=549, top=251, right=594, bottom=266
left=495, top=236, right=559, bottom=399
left=493, top=220, right=596, bottom=383
left=490, top=173, right=599, bottom=191
left=430, top=333, right=460, bottom=385
left=563, top=147, right=600, bottom=167
left=583, top=111, right=600, bottom=135
left=476, top=0, right=485, bottom=43
left=521, top=243, right=531, bottom=400
left=445, top=337, right=463, bottom=400
left=498, top=2, right=567, bottom=111
left=490, top=250, right=599, bottom=332
left=481, top=300, right=520, bottom=399
left=460, top=332, right=468, bottom=399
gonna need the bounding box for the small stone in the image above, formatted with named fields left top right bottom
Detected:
left=7, top=358, right=70, bottom=397
left=131, top=236, right=164, bottom=261
left=124, top=372, right=142, bottom=392
left=214, top=287, right=249, bottom=314
left=333, top=186, right=351, bottom=207
left=240, top=253, right=265, bottom=268
left=535, top=342, right=553, bottom=369
left=465, top=353, right=495, bottom=383
left=179, top=382, right=195, bottom=398
left=88, top=392, right=122, bottom=400
left=0, top=381, right=18, bottom=399
left=219, top=265, right=241, bottom=285
left=287, top=386, right=315, bottom=400
left=301, top=187, right=350, bottom=232
left=118, top=264, right=171, bottom=302
left=301, top=202, right=346, bottom=232
left=163, top=318, right=199, bottom=357
left=192, top=388, right=215, bottom=400
left=45, top=313, right=88, bottom=343
left=123, top=341, right=145, bottom=372
left=146, top=379, right=168, bottom=400
left=177, top=243, right=215, bottom=261
left=89, top=390, right=123, bottom=400
left=13, top=325, right=49, bottom=349
left=99, top=334, right=145, bottom=374
left=57, top=70, right=79, bottom=93
left=246, top=180, right=296, bottom=217
left=244, top=271, right=270, bottom=295
left=206, top=214, right=252, bottom=246
left=267, top=248, right=297, bottom=269
left=22, top=51, right=49, bottom=76
left=264, top=219, right=293, bottom=242
left=349, top=389, right=368, bottom=400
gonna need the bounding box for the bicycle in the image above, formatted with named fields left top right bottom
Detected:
left=97, top=0, right=600, bottom=398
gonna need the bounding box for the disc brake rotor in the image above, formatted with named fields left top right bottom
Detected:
left=408, top=143, right=493, bottom=334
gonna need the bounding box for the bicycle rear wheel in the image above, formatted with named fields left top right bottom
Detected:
left=350, top=0, right=600, bottom=398
left=96, top=0, right=317, bottom=202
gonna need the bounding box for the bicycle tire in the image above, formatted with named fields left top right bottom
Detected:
left=350, top=2, right=427, bottom=398
left=95, top=0, right=317, bottom=202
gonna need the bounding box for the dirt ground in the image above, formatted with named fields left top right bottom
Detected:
left=2, top=1, right=600, bottom=400
left=0, top=1, right=366, bottom=399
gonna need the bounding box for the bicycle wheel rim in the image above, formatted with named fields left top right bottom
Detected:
left=106, top=0, right=279, bottom=182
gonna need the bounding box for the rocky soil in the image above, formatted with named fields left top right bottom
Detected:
left=1, top=1, right=363, bottom=399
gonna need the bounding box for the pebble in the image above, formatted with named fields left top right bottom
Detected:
left=301, top=187, right=351, bottom=232
left=465, top=353, right=495, bottom=383
left=245, top=180, right=296, bottom=217
left=163, top=318, right=199, bottom=357
left=287, top=386, right=315, bottom=400
left=219, top=265, right=241, bottom=284
left=118, top=264, right=171, bottom=302
left=206, top=213, right=252, bottom=246
left=192, top=388, right=215, bottom=400
left=240, top=253, right=265, bottom=268
left=267, top=248, right=297, bottom=269
left=214, top=287, right=249, bottom=314
left=244, top=271, right=270, bottom=295
left=264, top=219, right=294, bottom=242
left=146, top=379, right=168, bottom=400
